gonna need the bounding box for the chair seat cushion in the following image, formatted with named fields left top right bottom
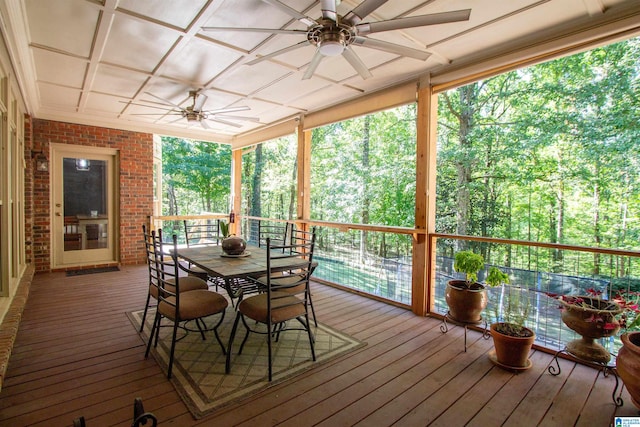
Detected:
left=238, top=292, right=305, bottom=324
left=254, top=274, right=305, bottom=294
left=158, top=290, right=228, bottom=320
left=149, top=276, right=208, bottom=298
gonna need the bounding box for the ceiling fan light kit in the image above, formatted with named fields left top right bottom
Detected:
left=202, top=0, right=471, bottom=80
left=318, top=40, right=344, bottom=56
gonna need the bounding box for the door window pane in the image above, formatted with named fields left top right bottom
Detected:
left=63, top=157, right=108, bottom=251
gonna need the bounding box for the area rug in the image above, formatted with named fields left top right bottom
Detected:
left=127, top=308, right=365, bottom=419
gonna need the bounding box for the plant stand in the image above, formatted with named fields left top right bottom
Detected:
left=440, top=312, right=490, bottom=352
left=547, top=347, right=623, bottom=407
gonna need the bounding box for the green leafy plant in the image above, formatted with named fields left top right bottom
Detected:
left=487, top=267, right=532, bottom=337
left=219, top=220, right=230, bottom=238
left=453, top=250, right=485, bottom=287
left=486, top=266, right=509, bottom=288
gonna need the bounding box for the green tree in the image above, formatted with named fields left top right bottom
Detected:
left=161, top=136, right=231, bottom=214
left=436, top=36, right=640, bottom=268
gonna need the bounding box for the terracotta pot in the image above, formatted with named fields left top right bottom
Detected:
left=617, top=332, right=640, bottom=409
left=559, top=296, right=621, bottom=363
left=445, top=280, right=487, bottom=323
left=221, top=236, right=247, bottom=255
left=490, top=322, right=535, bottom=369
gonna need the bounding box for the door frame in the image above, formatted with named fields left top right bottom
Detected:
left=51, top=143, right=120, bottom=269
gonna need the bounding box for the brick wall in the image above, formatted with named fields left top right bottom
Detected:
left=31, top=119, right=153, bottom=271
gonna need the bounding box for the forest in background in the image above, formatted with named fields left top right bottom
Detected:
left=162, top=37, right=640, bottom=259
left=437, top=38, right=640, bottom=254
left=162, top=137, right=231, bottom=215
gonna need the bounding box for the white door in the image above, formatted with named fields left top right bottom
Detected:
left=51, top=144, right=118, bottom=268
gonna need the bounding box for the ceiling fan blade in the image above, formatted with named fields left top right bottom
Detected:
left=344, top=0, right=388, bottom=25
left=168, top=116, right=186, bottom=124
left=143, top=92, right=183, bottom=109
left=302, top=50, right=324, bottom=80
left=261, top=0, right=317, bottom=27
left=204, top=106, right=251, bottom=115
left=342, top=46, right=373, bottom=80
left=193, top=93, right=208, bottom=111
left=357, top=10, right=471, bottom=35
left=320, top=0, right=337, bottom=21
left=214, top=115, right=260, bottom=122
left=353, top=36, right=431, bottom=60
left=201, top=26, right=307, bottom=35
left=120, top=101, right=181, bottom=112
left=128, top=112, right=183, bottom=116
left=199, top=119, right=210, bottom=129
left=209, top=117, right=244, bottom=128
left=247, top=40, right=309, bottom=65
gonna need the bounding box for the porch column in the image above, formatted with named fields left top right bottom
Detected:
left=412, top=75, right=438, bottom=316
left=230, top=149, right=242, bottom=235
left=296, top=120, right=312, bottom=231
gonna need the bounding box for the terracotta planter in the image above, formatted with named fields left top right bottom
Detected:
left=490, top=322, right=535, bottom=370
left=221, top=236, right=247, bottom=255
left=617, top=332, right=640, bottom=409
left=445, top=280, right=487, bottom=323
left=559, top=296, right=621, bottom=363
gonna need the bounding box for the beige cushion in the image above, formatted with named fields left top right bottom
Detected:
left=158, top=290, right=228, bottom=321
left=238, top=292, right=305, bottom=324
left=149, top=276, right=208, bottom=298
left=255, top=275, right=306, bottom=294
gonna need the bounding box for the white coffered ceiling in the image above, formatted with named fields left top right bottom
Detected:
left=1, top=0, right=639, bottom=145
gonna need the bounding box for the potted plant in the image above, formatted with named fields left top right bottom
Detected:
left=612, top=289, right=640, bottom=408
left=486, top=267, right=535, bottom=370
left=445, top=250, right=487, bottom=323
left=219, top=220, right=246, bottom=256
left=547, top=288, right=622, bottom=364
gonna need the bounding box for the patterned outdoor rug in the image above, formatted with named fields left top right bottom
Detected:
left=127, top=308, right=365, bottom=419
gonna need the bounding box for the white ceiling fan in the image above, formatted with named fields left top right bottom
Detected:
left=202, top=0, right=471, bottom=80
left=124, top=90, right=260, bottom=129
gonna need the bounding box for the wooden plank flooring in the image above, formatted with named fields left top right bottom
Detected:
left=0, top=265, right=638, bottom=426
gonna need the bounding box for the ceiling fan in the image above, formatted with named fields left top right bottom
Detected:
left=202, top=0, right=471, bottom=80
left=124, top=90, right=259, bottom=129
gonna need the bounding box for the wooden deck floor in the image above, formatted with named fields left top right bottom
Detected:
left=0, top=265, right=638, bottom=426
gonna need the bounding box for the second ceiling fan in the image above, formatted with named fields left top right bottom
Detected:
left=202, top=0, right=471, bottom=80
left=127, top=90, right=259, bottom=129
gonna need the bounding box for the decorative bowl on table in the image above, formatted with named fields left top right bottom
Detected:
left=221, top=236, right=247, bottom=256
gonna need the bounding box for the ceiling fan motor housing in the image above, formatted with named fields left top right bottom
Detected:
left=184, top=107, right=201, bottom=122
left=308, top=18, right=355, bottom=56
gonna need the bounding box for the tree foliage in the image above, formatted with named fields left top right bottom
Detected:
left=310, top=105, right=417, bottom=227
left=161, top=136, right=231, bottom=214
left=437, top=37, right=640, bottom=256
left=241, top=135, right=297, bottom=220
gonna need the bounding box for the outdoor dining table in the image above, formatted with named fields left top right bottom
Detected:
left=176, top=244, right=311, bottom=304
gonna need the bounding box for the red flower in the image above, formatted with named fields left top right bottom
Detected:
left=586, top=288, right=603, bottom=297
